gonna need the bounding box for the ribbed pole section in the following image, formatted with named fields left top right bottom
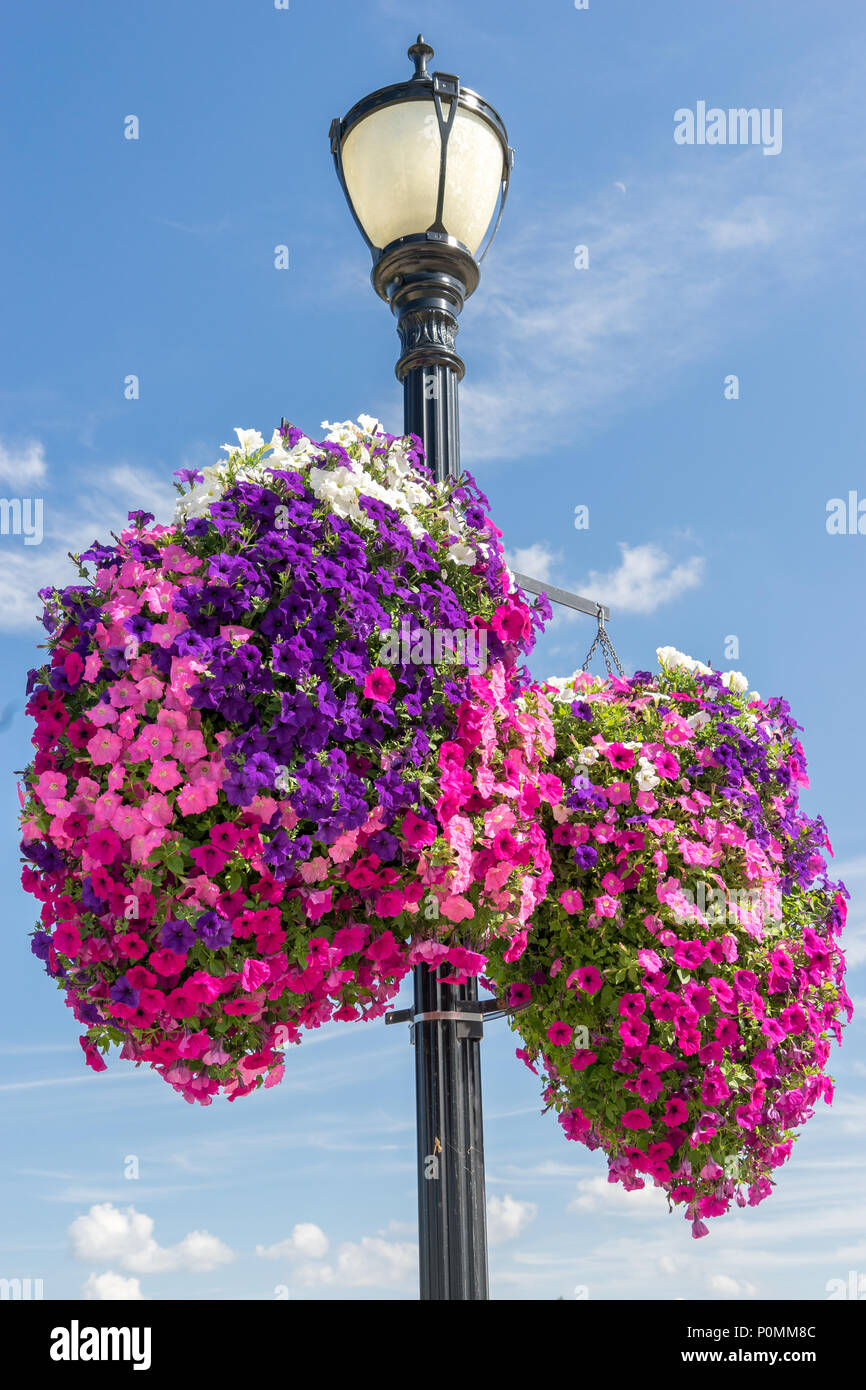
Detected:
left=400, top=299, right=489, bottom=1300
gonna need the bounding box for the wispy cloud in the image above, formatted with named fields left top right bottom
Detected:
left=459, top=75, right=864, bottom=466
left=577, top=542, right=704, bottom=614
left=0, top=451, right=177, bottom=631
left=0, top=439, right=46, bottom=485
left=507, top=538, right=704, bottom=618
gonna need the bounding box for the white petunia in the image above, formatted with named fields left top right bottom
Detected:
left=357, top=413, right=383, bottom=436
left=222, top=428, right=265, bottom=456
left=321, top=419, right=358, bottom=447
left=448, top=542, right=476, bottom=565
left=686, top=710, right=711, bottom=731
left=636, top=769, right=660, bottom=791
left=721, top=670, right=749, bottom=693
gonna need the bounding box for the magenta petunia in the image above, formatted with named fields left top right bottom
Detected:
left=362, top=666, right=396, bottom=702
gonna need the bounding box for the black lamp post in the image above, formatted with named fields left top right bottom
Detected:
left=330, top=35, right=513, bottom=1300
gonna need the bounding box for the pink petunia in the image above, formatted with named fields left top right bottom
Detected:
left=508, top=982, right=532, bottom=1008
left=150, top=759, right=183, bottom=792
left=53, top=925, right=82, bottom=957
left=621, top=1108, right=652, bottom=1130
left=114, top=805, right=148, bottom=840
left=439, top=895, right=474, bottom=923
left=174, top=728, right=207, bottom=765
left=131, top=723, right=174, bottom=761
left=141, top=793, right=172, bottom=827
left=85, top=826, right=122, bottom=865
left=362, top=667, right=396, bottom=702
left=86, top=730, right=123, bottom=766
left=605, top=781, right=632, bottom=805
left=593, top=894, right=619, bottom=919
left=546, top=1021, right=573, bottom=1047
left=558, top=889, right=584, bottom=914
left=177, top=782, right=219, bottom=815
left=241, top=959, right=270, bottom=993
left=663, top=1097, right=689, bottom=1125
left=79, top=1037, right=107, bottom=1072
left=568, top=965, right=603, bottom=994
left=400, top=811, right=437, bottom=849
left=619, top=1016, right=650, bottom=1047
left=35, top=769, right=68, bottom=810
left=636, top=1070, right=663, bottom=1102
left=604, top=743, right=636, bottom=771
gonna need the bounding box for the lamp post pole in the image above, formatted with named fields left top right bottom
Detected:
left=392, top=226, right=488, bottom=1304
left=330, top=33, right=514, bottom=1301
left=329, top=35, right=616, bottom=1297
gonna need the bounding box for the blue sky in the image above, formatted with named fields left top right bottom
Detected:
left=1, top=0, right=865, bottom=1301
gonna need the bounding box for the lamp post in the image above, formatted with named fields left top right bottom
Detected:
left=330, top=35, right=513, bottom=1300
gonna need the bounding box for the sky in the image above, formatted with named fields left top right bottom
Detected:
left=1, top=0, right=865, bottom=1302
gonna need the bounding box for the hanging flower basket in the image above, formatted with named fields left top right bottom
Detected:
left=482, top=648, right=851, bottom=1235
left=19, top=417, right=551, bottom=1104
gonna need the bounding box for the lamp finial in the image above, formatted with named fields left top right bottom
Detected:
left=408, top=34, right=434, bottom=80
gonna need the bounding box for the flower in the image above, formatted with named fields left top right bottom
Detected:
left=482, top=650, right=849, bottom=1235
left=363, top=667, right=397, bottom=702
left=21, top=418, right=551, bottom=1106
left=546, top=1021, right=573, bottom=1047
left=621, top=1108, right=652, bottom=1130
left=570, top=966, right=603, bottom=994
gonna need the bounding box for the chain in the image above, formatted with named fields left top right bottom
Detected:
left=580, top=606, right=624, bottom=677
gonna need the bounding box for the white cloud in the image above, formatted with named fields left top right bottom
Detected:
left=707, top=1272, right=757, bottom=1298
left=0, top=447, right=176, bottom=631
left=487, top=1194, right=537, bottom=1245
left=256, top=1219, right=417, bottom=1289
left=577, top=542, right=704, bottom=614
left=568, top=1175, right=667, bottom=1216
left=256, top=1222, right=329, bottom=1261
left=505, top=542, right=560, bottom=583
left=82, top=1270, right=145, bottom=1301
left=0, top=439, right=46, bottom=484
left=68, top=1203, right=234, bottom=1275
left=705, top=199, right=779, bottom=251
left=296, top=1235, right=417, bottom=1289
left=377, top=1218, right=417, bottom=1239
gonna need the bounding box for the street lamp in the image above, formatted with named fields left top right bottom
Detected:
left=330, top=35, right=513, bottom=1301
left=330, top=34, right=513, bottom=480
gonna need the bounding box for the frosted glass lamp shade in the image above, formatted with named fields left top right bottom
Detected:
left=340, top=98, right=505, bottom=256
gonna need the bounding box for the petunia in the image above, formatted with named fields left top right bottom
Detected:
left=362, top=666, right=396, bottom=702
left=150, top=759, right=183, bottom=792
left=546, top=1021, right=573, bottom=1047
left=568, top=965, right=603, bottom=994
left=621, top=1108, right=652, bottom=1130
left=558, top=889, right=584, bottom=913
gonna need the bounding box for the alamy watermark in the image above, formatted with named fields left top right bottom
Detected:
left=0, top=497, right=43, bottom=545
left=377, top=620, right=488, bottom=673
left=826, top=492, right=866, bottom=534
left=0, top=1277, right=43, bottom=1300
left=675, top=880, right=783, bottom=927
left=674, top=103, right=782, bottom=156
